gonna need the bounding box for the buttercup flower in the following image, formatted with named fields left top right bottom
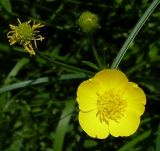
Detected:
left=7, top=18, right=44, bottom=55
left=76, top=69, right=146, bottom=139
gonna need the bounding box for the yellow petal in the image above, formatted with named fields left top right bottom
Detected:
left=109, top=110, right=140, bottom=137
left=32, top=23, right=44, bottom=30
left=17, top=18, right=22, bottom=24
left=124, top=82, right=146, bottom=105
left=123, top=82, right=146, bottom=116
left=23, top=44, right=35, bottom=55
left=9, top=24, right=16, bottom=30
left=79, top=110, right=109, bottom=139
left=94, top=69, right=128, bottom=91
left=76, top=78, right=99, bottom=111
left=127, top=104, right=145, bottom=116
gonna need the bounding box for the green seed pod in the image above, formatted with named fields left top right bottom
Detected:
left=77, top=11, right=99, bottom=33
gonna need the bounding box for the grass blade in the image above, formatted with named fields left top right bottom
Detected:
left=111, top=0, right=160, bottom=69
left=53, top=100, right=75, bottom=151
left=118, top=131, right=151, bottom=151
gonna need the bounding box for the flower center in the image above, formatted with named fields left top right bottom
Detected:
left=16, top=23, right=34, bottom=42
left=96, top=90, right=127, bottom=124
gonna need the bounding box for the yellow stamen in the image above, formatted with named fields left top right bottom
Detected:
left=96, top=90, right=127, bottom=124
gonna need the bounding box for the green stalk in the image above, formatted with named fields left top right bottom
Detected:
left=37, top=52, right=94, bottom=75
left=90, top=37, right=103, bottom=69
left=111, top=0, right=160, bottom=69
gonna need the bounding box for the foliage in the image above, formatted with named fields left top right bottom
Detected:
left=0, top=0, right=160, bottom=151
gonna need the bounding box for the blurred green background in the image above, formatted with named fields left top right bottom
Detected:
left=0, top=0, right=160, bottom=151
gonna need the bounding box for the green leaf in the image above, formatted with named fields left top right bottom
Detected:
left=0, top=0, right=12, bottom=13
left=4, top=58, right=29, bottom=85
left=155, top=124, right=160, bottom=151
left=148, top=43, right=159, bottom=59
left=115, top=0, right=123, bottom=4
left=0, top=73, right=86, bottom=94
left=118, top=131, right=151, bottom=151
left=111, top=0, right=160, bottom=69
left=84, top=139, right=98, bottom=148
left=82, top=61, right=99, bottom=70
left=4, top=139, right=23, bottom=151
left=53, top=100, right=75, bottom=151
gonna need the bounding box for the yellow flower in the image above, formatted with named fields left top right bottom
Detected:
left=76, top=69, right=146, bottom=139
left=7, top=18, right=44, bottom=55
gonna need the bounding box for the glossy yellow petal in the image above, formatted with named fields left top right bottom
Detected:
left=76, top=78, right=99, bottom=111
left=94, top=69, right=128, bottom=91
left=109, top=110, right=140, bottom=137
left=123, top=82, right=146, bottom=116
left=124, top=82, right=146, bottom=105
left=128, top=104, right=145, bottom=116
left=79, top=110, right=109, bottom=139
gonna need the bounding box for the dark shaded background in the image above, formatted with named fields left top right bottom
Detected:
left=0, top=0, right=160, bottom=150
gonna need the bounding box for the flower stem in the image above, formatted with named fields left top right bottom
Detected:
left=90, top=37, right=103, bottom=69
left=37, top=52, right=94, bottom=75
left=111, top=0, right=160, bottom=69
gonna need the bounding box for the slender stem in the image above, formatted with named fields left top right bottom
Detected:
left=37, top=52, right=94, bottom=75
left=90, top=37, right=103, bottom=69
left=111, top=0, right=160, bottom=69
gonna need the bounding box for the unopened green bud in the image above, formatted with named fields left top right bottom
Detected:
left=77, top=11, right=99, bottom=33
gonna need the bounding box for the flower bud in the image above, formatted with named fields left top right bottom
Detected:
left=77, top=11, right=99, bottom=33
